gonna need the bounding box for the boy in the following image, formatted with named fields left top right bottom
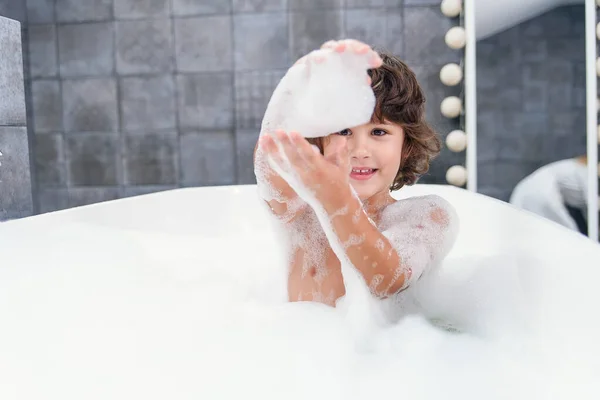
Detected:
left=254, top=39, right=458, bottom=310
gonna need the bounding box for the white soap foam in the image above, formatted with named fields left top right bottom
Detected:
left=1, top=213, right=599, bottom=400
left=1, top=181, right=600, bottom=400
left=261, top=47, right=376, bottom=139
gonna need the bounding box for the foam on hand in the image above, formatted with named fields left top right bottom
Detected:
left=253, top=42, right=376, bottom=206
left=261, top=47, right=376, bottom=139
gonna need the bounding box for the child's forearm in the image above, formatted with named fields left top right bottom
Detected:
left=317, top=187, right=409, bottom=297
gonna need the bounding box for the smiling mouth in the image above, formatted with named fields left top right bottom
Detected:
left=350, top=168, right=377, bottom=180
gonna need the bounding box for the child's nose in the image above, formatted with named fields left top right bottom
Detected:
left=349, top=142, right=371, bottom=159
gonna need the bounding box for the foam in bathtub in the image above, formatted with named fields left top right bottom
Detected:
left=1, top=185, right=600, bottom=399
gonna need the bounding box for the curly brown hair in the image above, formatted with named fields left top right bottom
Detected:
left=308, top=51, right=441, bottom=191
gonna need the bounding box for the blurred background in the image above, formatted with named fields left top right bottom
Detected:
left=0, top=0, right=592, bottom=216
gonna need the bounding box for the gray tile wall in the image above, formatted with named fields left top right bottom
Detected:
left=0, top=13, right=34, bottom=220
left=20, top=0, right=462, bottom=213
left=476, top=5, right=586, bottom=202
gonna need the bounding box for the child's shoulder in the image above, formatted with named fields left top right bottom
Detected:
left=384, top=194, right=455, bottom=213
left=380, top=194, right=458, bottom=228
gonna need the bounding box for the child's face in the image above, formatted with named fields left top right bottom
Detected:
left=324, top=120, right=404, bottom=201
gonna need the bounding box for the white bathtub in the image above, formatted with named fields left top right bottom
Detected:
left=1, top=184, right=599, bottom=399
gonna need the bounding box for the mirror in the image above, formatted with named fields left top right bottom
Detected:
left=474, top=0, right=599, bottom=240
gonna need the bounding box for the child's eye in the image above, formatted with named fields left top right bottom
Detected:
left=372, top=129, right=387, bottom=136
left=337, top=129, right=351, bottom=136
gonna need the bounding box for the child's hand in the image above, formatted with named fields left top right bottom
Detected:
left=259, top=130, right=351, bottom=207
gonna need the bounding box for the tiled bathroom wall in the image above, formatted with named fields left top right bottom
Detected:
left=10, top=0, right=461, bottom=213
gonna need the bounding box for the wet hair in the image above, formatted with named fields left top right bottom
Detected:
left=308, top=51, right=441, bottom=191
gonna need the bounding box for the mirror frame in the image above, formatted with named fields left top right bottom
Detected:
left=585, top=0, right=598, bottom=242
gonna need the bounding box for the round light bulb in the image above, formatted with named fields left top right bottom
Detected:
left=446, top=130, right=467, bottom=152
left=441, top=0, right=462, bottom=17
left=441, top=96, right=462, bottom=118
left=596, top=58, right=600, bottom=76
left=598, top=124, right=600, bottom=143
left=445, top=26, right=466, bottom=49
left=597, top=22, right=600, bottom=40
left=446, top=165, right=467, bottom=187
left=440, top=63, right=463, bottom=86
left=597, top=0, right=600, bottom=7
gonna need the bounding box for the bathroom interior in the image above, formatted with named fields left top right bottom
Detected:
left=1, top=0, right=600, bottom=399
left=0, top=0, right=597, bottom=234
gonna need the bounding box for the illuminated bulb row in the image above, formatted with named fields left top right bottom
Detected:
left=441, top=0, right=466, bottom=187
left=445, top=129, right=468, bottom=185
left=440, top=63, right=462, bottom=86
left=441, top=0, right=462, bottom=17
left=443, top=0, right=466, bottom=49
left=446, top=165, right=467, bottom=187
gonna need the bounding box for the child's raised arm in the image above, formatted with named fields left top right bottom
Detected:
left=253, top=39, right=379, bottom=224
left=320, top=190, right=458, bottom=298
left=253, top=137, right=308, bottom=223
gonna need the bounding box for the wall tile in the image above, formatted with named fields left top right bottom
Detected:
left=232, top=0, right=287, bottom=13
left=234, top=70, right=285, bottom=129
left=175, top=15, right=232, bottom=72
left=125, top=134, right=178, bottom=185
left=58, top=22, right=114, bottom=77
left=290, top=0, right=342, bottom=10
left=0, top=0, right=26, bottom=21
left=67, top=187, right=120, bottom=208
left=120, top=75, right=177, bottom=132
left=385, top=8, right=403, bottom=55
left=67, top=134, right=119, bottom=186
left=233, top=13, right=288, bottom=70
left=26, top=0, right=55, bottom=24
left=116, top=19, right=173, bottom=74
left=345, top=9, right=386, bottom=49
left=31, top=80, right=62, bottom=133
left=114, top=0, right=170, bottom=19
left=34, top=133, right=66, bottom=187
left=37, top=188, right=68, bottom=213
left=403, top=0, right=436, bottom=5
left=235, top=129, right=259, bottom=184
left=177, top=72, right=233, bottom=129
left=172, top=0, right=231, bottom=16
left=403, top=7, right=459, bottom=66
left=62, top=78, right=118, bottom=132
left=180, top=131, right=235, bottom=186
left=55, top=0, right=112, bottom=23
left=345, top=0, right=386, bottom=7
left=120, top=185, right=176, bottom=198
left=290, top=10, right=343, bottom=61
left=28, top=24, right=57, bottom=78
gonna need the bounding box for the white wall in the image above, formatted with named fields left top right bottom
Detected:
left=476, top=0, right=583, bottom=40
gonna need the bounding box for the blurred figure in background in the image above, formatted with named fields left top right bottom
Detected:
left=510, top=156, right=599, bottom=237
